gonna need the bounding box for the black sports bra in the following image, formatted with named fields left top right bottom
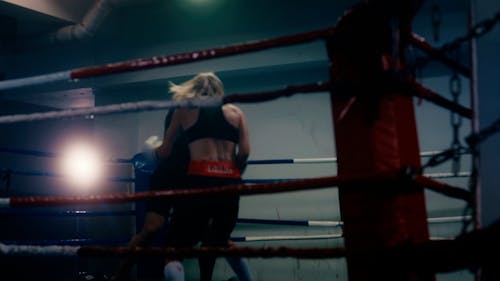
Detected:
left=184, top=107, right=240, bottom=143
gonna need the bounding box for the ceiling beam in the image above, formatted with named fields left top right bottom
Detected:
left=1, top=0, right=93, bottom=23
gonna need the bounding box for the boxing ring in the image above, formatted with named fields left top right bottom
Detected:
left=1, top=1, right=499, bottom=281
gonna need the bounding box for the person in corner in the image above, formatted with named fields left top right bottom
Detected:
left=112, top=72, right=252, bottom=281
left=156, top=72, right=251, bottom=281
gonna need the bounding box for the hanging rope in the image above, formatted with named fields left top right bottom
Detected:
left=431, top=3, right=442, bottom=42
left=449, top=72, right=463, bottom=176
left=440, top=10, right=500, bottom=53
left=465, top=116, right=500, bottom=147
left=413, top=9, right=500, bottom=73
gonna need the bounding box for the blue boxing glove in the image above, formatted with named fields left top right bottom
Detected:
left=133, top=135, right=162, bottom=174
left=132, top=151, right=157, bottom=174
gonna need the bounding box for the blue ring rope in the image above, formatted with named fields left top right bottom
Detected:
left=1, top=146, right=468, bottom=165
left=0, top=167, right=295, bottom=183
left=2, top=238, right=130, bottom=246
left=0, top=208, right=339, bottom=228
left=238, top=218, right=308, bottom=226
left=0, top=166, right=470, bottom=183
left=247, top=159, right=294, bottom=164
left=0, top=147, right=59, bottom=158
left=0, top=209, right=322, bottom=226
left=0, top=209, right=137, bottom=217
left=0, top=147, right=131, bottom=164
left=1, top=234, right=341, bottom=246
left=0, top=168, right=134, bottom=182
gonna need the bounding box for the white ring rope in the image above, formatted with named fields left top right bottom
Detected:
left=425, top=171, right=471, bottom=178
left=239, top=234, right=342, bottom=242
left=0, top=97, right=222, bottom=124
left=0, top=243, right=79, bottom=256
left=0, top=71, right=72, bottom=91
left=0, top=198, right=10, bottom=208
left=307, top=220, right=343, bottom=227
left=427, top=215, right=471, bottom=223
left=0, top=237, right=455, bottom=257
left=293, top=157, right=337, bottom=164
left=420, top=150, right=450, bottom=157
left=241, top=216, right=470, bottom=228
left=0, top=216, right=471, bottom=256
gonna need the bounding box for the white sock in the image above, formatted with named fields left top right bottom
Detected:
left=225, top=257, right=253, bottom=281
left=164, top=261, right=185, bottom=281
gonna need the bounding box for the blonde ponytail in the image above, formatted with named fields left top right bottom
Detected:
left=169, top=72, right=224, bottom=101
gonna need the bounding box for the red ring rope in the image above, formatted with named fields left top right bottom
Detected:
left=77, top=245, right=346, bottom=259
left=5, top=172, right=470, bottom=207
left=71, top=27, right=338, bottom=80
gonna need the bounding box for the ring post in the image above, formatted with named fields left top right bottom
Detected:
left=326, top=2, right=433, bottom=280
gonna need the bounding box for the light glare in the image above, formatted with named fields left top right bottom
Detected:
left=61, top=143, right=103, bottom=191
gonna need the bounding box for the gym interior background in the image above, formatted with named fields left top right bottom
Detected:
left=0, top=0, right=499, bottom=280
